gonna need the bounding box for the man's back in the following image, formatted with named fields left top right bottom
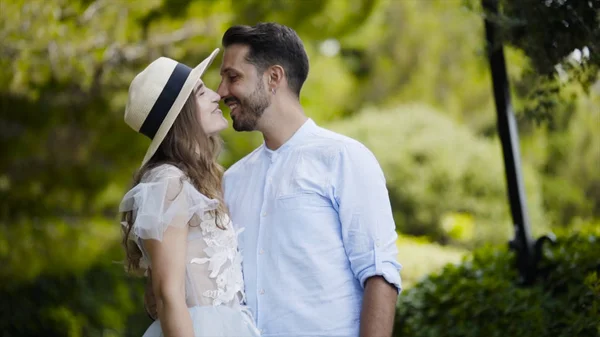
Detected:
left=223, top=119, right=402, bottom=337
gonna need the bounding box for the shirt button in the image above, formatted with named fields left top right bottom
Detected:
left=259, top=289, right=265, bottom=295
left=259, top=249, right=264, bottom=255
left=262, top=212, right=267, bottom=217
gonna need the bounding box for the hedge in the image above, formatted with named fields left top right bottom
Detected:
left=394, top=227, right=600, bottom=337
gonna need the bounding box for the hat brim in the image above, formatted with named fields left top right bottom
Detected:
left=140, top=48, right=220, bottom=167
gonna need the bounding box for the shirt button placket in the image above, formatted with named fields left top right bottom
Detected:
left=257, top=154, right=276, bottom=329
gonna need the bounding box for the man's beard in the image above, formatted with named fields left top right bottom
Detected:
left=231, top=81, right=271, bottom=132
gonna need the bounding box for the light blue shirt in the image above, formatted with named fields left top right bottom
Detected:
left=223, top=119, right=402, bottom=337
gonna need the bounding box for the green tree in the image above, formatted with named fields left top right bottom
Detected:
left=466, top=0, right=600, bottom=123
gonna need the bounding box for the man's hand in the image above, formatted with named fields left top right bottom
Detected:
left=144, top=270, right=158, bottom=320
left=360, top=276, right=398, bottom=337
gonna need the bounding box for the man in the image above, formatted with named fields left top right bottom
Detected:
left=218, top=23, right=402, bottom=337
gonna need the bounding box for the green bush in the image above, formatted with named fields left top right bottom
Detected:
left=328, top=104, right=547, bottom=246
left=0, top=242, right=150, bottom=337
left=394, top=227, right=600, bottom=337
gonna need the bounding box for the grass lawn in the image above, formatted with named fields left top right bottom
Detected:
left=396, top=235, right=467, bottom=289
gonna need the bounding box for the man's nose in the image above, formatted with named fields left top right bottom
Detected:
left=217, top=81, right=228, bottom=99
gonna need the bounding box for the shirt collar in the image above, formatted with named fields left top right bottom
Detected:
left=263, top=118, right=316, bottom=157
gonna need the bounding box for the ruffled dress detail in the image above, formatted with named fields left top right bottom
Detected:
left=119, top=164, right=260, bottom=337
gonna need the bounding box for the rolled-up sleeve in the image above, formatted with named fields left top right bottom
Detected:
left=332, top=143, right=402, bottom=293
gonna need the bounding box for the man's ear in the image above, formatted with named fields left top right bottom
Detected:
left=267, top=65, right=285, bottom=91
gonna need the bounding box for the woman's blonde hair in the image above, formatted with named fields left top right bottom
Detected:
left=121, top=90, right=226, bottom=274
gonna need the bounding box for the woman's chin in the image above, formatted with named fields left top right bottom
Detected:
left=218, top=119, right=229, bottom=132
left=206, top=121, right=229, bottom=136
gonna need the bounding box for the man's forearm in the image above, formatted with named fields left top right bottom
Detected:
left=360, top=276, right=398, bottom=337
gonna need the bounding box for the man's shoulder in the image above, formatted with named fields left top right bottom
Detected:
left=311, top=125, right=374, bottom=156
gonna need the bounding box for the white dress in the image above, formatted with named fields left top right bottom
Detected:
left=119, top=164, right=260, bottom=337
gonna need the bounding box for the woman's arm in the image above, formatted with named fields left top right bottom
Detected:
left=143, top=224, right=193, bottom=337
left=144, top=271, right=158, bottom=320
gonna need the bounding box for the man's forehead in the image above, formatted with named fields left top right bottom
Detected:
left=219, top=44, right=251, bottom=73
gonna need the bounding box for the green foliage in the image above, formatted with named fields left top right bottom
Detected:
left=0, top=218, right=119, bottom=286
left=518, top=91, right=600, bottom=226
left=394, top=227, right=600, bottom=337
left=0, top=243, right=150, bottom=337
left=339, top=0, right=497, bottom=126
left=499, top=0, right=600, bottom=83
left=465, top=0, right=600, bottom=124
left=328, top=104, right=547, bottom=246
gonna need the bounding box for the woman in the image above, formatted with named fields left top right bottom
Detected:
left=118, top=49, right=260, bottom=337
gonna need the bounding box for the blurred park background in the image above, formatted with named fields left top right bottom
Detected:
left=1, top=0, right=599, bottom=336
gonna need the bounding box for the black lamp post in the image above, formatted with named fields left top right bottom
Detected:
left=482, top=0, right=556, bottom=285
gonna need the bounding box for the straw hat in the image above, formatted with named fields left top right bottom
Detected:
left=124, top=48, right=220, bottom=166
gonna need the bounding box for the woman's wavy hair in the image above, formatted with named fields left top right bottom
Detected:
left=121, top=89, right=227, bottom=274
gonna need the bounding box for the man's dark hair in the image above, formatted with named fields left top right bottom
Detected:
left=222, top=22, right=309, bottom=97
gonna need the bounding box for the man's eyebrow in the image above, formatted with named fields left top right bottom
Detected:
left=220, top=67, right=236, bottom=75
